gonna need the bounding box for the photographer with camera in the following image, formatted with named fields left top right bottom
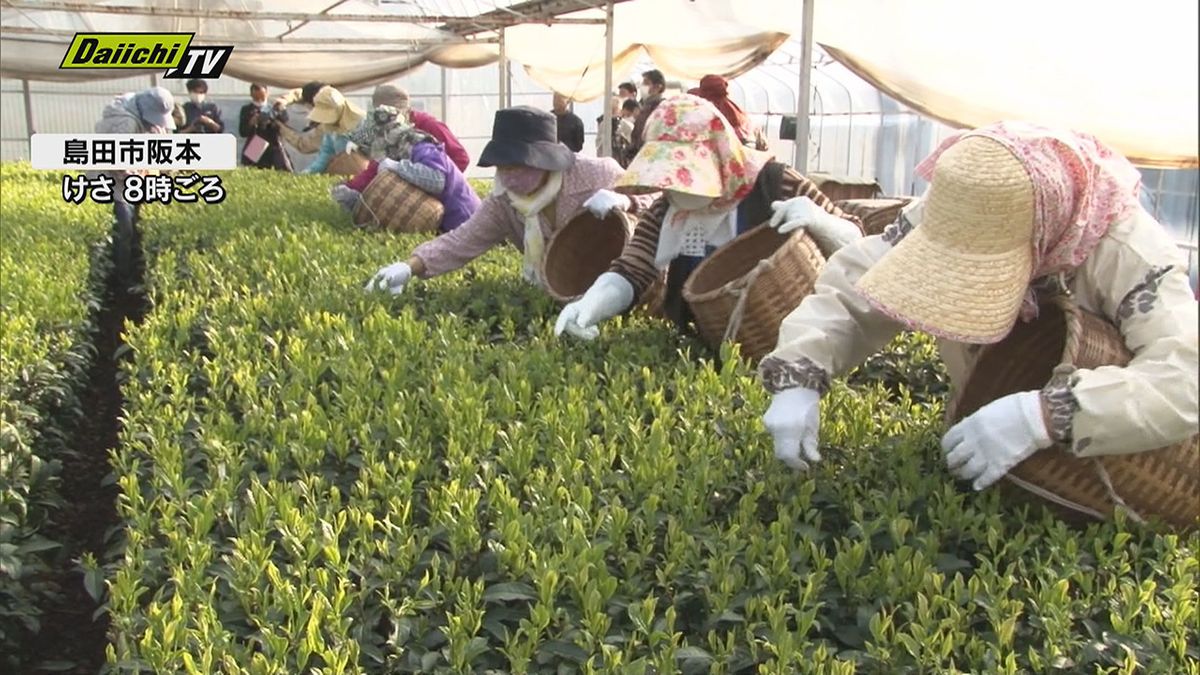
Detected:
left=238, top=83, right=293, bottom=172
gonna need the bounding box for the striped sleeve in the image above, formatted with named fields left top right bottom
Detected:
left=608, top=197, right=670, bottom=297
left=778, top=168, right=865, bottom=233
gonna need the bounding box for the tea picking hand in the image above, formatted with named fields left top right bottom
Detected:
left=554, top=272, right=634, bottom=341
left=941, top=390, right=1053, bottom=491
left=583, top=189, right=631, bottom=218
left=762, top=387, right=822, bottom=470
left=365, top=261, right=412, bottom=295
left=769, top=197, right=862, bottom=257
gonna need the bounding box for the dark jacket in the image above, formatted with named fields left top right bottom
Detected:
left=181, top=100, right=224, bottom=134
left=238, top=103, right=292, bottom=171
left=626, top=93, right=664, bottom=163
left=555, top=110, right=585, bottom=153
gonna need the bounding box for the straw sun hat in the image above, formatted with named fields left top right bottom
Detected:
left=307, top=86, right=365, bottom=132
left=855, top=135, right=1037, bottom=343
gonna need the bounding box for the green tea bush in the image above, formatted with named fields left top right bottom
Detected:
left=8, top=167, right=1194, bottom=674
left=0, top=163, right=112, bottom=668
left=468, top=178, right=492, bottom=201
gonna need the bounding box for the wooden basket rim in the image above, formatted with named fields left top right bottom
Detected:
left=544, top=209, right=632, bottom=251
left=542, top=209, right=632, bottom=303
left=682, top=224, right=821, bottom=304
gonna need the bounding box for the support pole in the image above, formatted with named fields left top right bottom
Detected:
left=505, top=53, right=513, bottom=107
left=498, top=29, right=507, bottom=109
left=441, top=66, right=449, bottom=123
left=601, top=0, right=615, bottom=158
left=22, top=79, right=35, bottom=137
left=149, top=73, right=157, bottom=88
left=793, top=0, right=815, bottom=173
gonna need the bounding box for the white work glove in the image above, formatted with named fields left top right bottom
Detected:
left=554, top=272, right=634, bottom=341
left=364, top=261, right=412, bottom=295
left=762, top=387, right=822, bottom=470
left=582, top=189, right=631, bottom=218
left=768, top=197, right=862, bottom=257
left=941, top=390, right=1054, bottom=491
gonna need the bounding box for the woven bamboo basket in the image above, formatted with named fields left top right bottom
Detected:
left=326, top=151, right=369, bottom=176
left=946, top=295, right=1199, bottom=529
left=808, top=173, right=882, bottom=203
left=834, top=197, right=914, bottom=236
left=352, top=170, right=444, bottom=234
left=682, top=224, right=826, bottom=363
left=542, top=210, right=632, bottom=304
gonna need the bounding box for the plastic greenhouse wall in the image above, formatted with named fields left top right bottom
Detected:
left=2, top=39, right=1196, bottom=288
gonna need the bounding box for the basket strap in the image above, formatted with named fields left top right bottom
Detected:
left=1048, top=292, right=1145, bottom=524
left=1004, top=474, right=1109, bottom=521
left=721, top=258, right=774, bottom=344
left=354, top=191, right=382, bottom=229
left=1091, top=458, right=1147, bottom=525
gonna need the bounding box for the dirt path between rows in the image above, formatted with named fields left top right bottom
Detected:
left=25, top=229, right=148, bottom=674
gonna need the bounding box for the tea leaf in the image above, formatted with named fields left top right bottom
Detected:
left=483, top=582, right=538, bottom=604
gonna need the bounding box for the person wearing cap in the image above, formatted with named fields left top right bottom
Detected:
left=276, top=85, right=365, bottom=174
left=689, top=74, right=767, bottom=151
left=93, top=86, right=176, bottom=286
left=555, top=94, right=863, bottom=340
left=267, top=81, right=332, bottom=155
left=332, top=105, right=480, bottom=233
left=272, top=81, right=328, bottom=111
left=372, top=84, right=470, bottom=173
left=365, top=106, right=652, bottom=296
left=758, top=121, right=1198, bottom=493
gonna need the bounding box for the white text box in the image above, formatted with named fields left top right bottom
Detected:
left=31, top=133, right=237, bottom=171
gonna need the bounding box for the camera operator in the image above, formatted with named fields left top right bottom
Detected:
left=238, top=83, right=293, bottom=172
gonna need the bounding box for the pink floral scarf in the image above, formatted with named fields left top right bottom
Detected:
left=916, top=121, right=1143, bottom=320
left=619, top=94, right=772, bottom=224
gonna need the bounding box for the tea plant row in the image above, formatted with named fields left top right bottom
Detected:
left=0, top=164, right=112, bottom=668
left=94, top=170, right=1199, bottom=674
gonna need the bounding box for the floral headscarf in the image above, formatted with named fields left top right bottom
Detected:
left=615, top=94, right=772, bottom=217
left=348, top=105, right=435, bottom=161
left=916, top=121, right=1143, bottom=319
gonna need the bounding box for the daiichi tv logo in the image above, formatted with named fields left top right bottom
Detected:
left=59, top=32, right=233, bottom=78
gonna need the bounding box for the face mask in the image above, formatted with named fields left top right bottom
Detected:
left=189, top=93, right=206, bottom=105
left=638, top=85, right=651, bottom=100
left=666, top=190, right=714, bottom=211
left=497, top=166, right=547, bottom=196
